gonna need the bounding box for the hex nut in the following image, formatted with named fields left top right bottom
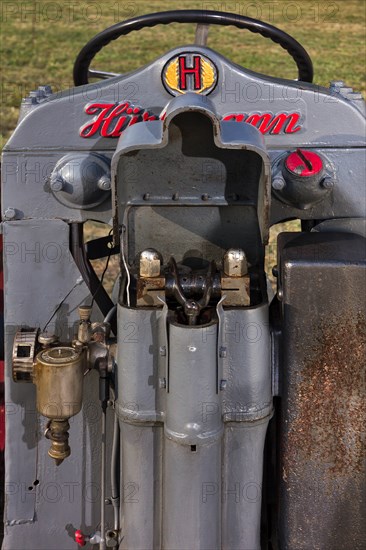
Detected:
left=78, top=305, right=92, bottom=321
left=223, top=249, right=248, bottom=277
left=139, top=249, right=163, bottom=278
left=38, top=332, right=58, bottom=346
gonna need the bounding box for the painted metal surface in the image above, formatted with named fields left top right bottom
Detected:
left=116, top=301, right=272, bottom=549
left=112, top=95, right=271, bottom=273
left=2, top=47, right=365, bottom=229
left=277, top=231, right=366, bottom=550
left=1, top=220, right=113, bottom=549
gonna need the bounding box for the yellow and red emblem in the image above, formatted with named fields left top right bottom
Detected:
left=162, top=53, right=217, bottom=96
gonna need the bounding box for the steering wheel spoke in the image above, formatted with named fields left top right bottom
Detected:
left=88, top=69, right=121, bottom=80
left=194, top=23, right=210, bottom=46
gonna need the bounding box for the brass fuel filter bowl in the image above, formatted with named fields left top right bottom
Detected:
left=34, top=346, right=84, bottom=464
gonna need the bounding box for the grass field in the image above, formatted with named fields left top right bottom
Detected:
left=1, top=0, right=365, bottom=289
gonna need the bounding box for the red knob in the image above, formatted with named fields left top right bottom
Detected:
left=75, top=530, right=86, bottom=547
left=285, top=148, right=323, bottom=177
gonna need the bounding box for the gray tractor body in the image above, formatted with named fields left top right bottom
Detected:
left=1, top=43, right=365, bottom=549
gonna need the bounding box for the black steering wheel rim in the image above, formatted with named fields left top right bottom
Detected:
left=73, top=9, right=313, bottom=86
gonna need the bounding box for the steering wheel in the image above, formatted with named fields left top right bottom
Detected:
left=73, top=9, right=313, bottom=86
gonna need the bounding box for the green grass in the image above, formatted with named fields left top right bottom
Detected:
left=1, top=0, right=365, bottom=289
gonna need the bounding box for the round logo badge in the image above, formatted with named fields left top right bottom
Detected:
left=162, top=53, right=217, bottom=96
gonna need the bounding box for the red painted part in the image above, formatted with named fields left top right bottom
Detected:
left=0, top=372, right=3, bottom=451
left=75, top=530, right=86, bottom=547
left=0, top=233, right=4, bottom=452
left=285, top=148, right=323, bottom=177
left=80, top=102, right=159, bottom=138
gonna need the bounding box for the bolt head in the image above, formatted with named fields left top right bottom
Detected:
left=185, top=300, right=200, bottom=314
left=50, top=175, right=64, bottom=192
left=272, top=177, right=286, bottom=191
left=159, top=377, right=166, bottom=389
left=98, top=175, right=111, bottom=191
left=329, top=80, right=344, bottom=88
left=22, top=96, right=38, bottom=105
left=38, top=85, right=52, bottom=95
left=322, top=177, right=334, bottom=189
left=4, top=207, right=16, bottom=220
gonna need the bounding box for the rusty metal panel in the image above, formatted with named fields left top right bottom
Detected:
left=277, top=231, right=366, bottom=550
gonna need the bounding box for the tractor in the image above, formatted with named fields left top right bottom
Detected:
left=1, top=10, right=365, bottom=550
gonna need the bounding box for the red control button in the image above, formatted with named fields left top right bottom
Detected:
left=75, top=530, right=86, bottom=547
left=285, top=149, right=323, bottom=177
